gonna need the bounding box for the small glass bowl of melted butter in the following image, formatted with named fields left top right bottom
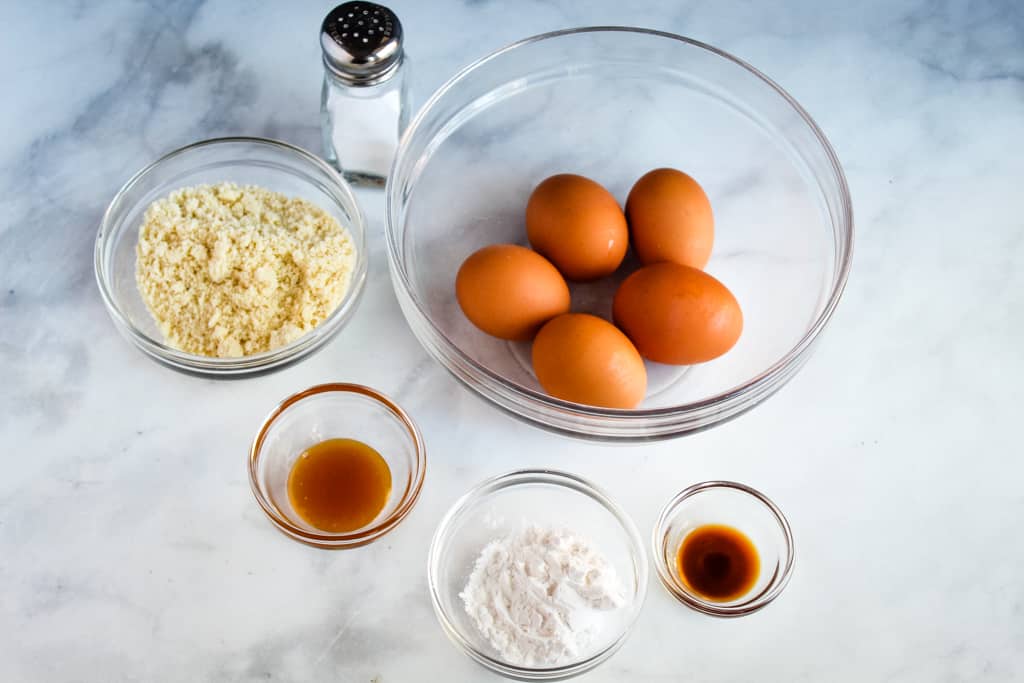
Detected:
left=653, top=481, right=794, bottom=617
left=249, top=383, right=426, bottom=548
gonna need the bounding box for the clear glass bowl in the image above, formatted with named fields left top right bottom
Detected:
left=652, top=481, right=794, bottom=617
left=386, top=27, right=853, bottom=440
left=248, top=383, right=426, bottom=549
left=427, top=469, right=648, bottom=680
left=94, top=137, right=368, bottom=376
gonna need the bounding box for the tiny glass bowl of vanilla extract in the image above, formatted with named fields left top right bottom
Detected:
left=249, top=383, right=426, bottom=549
left=652, top=481, right=794, bottom=617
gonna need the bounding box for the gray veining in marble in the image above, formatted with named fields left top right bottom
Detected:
left=2, top=1, right=1023, bottom=681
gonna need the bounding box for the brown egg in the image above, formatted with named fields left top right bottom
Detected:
left=532, top=313, right=647, bottom=409
left=613, top=262, right=742, bottom=365
left=456, top=244, right=570, bottom=341
left=526, top=174, right=629, bottom=281
left=626, top=168, right=714, bottom=269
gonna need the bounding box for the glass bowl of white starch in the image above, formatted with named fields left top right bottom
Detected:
left=427, top=469, right=648, bottom=679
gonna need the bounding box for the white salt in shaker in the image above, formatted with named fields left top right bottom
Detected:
left=320, top=2, right=410, bottom=188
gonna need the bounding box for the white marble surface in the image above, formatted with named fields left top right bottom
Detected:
left=2, top=1, right=1022, bottom=680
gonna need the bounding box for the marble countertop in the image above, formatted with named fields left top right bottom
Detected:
left=3, top=1, right=1022, bottom=680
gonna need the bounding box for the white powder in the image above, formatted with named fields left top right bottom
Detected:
left=325, top=86, right=402, bottom=181
left=459, top=525, right=627, bottom=667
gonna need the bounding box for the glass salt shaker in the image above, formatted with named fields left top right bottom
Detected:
left=320, top=2, right=410, bottom=188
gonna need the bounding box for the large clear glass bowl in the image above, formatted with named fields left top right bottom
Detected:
left=386, top=28, right=853, bottom=440
left=95, top=137, right=367, bottom=376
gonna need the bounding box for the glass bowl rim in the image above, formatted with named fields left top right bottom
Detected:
left=426, top=468, right=649, bottom=677
left=94, top=135, right=368, bottom=376
left=247, top=382, right=427, bottom=549
left=652, top=480, right=795, bottom=617
left=385, top=26, right=854, bottom=430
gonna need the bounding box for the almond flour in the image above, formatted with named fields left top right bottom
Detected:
left=135, top=182, right=356, bottom=358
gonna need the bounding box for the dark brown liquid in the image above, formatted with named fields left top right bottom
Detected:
left=287, top=438, right=392, bottom=533
left=677, top=524, right=760, bottom=602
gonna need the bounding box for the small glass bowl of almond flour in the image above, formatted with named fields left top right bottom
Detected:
left=95, top=137, right=367, bottom=376
left=427, top=469, right=648, bottom=679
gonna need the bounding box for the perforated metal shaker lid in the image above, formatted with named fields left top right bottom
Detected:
left=321, top=2, right=403, bottom=85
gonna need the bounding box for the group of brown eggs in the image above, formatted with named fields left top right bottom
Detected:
left=455, top=169, right=743, bottom=409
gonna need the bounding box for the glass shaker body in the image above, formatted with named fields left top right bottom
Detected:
left=321, top=57, right=410, bottom=188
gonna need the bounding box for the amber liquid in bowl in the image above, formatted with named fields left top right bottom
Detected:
left=677, top=524, right=760, bottom=602
left=287, top=438, right=392, bottom=532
